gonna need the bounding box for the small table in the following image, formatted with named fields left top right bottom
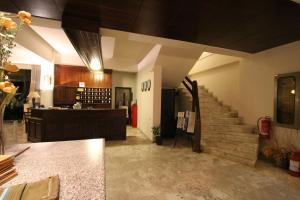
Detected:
left=2, top=139, right=105, bottom=200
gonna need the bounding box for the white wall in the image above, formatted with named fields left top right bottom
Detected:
left=153, top=65, right=162, bottom=126
left=238, top=42, right=300, bottom=124
left=136, top=68, right=154, bottom=139
left=39, top=61, right=54, bottom=107
left=136, top=45, right=162, bottom=139
left=111, top=71, right=137, bottom=108
left=13, top=61, right=54, bottom=108
left=190, top=62, right=241, bottom=110
left=189, top=53, right=241, bottom=75
left=189, top=41, right=300, bottom=150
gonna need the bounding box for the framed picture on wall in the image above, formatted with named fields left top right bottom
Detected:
left=147, top=80, right=151, bottom=91
left=141, top=82, right=145, bottom=92
left=145, top=81, right=148, bottom=91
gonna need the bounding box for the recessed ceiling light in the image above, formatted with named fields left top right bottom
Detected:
left=290, top=0, right=300, bottom=4
left=90, top=57, right=102, bottom=71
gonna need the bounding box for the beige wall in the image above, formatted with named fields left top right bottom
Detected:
left=136, top=68, right=154, bottom=139
left=111, top=71, right=137, bottom=108
left=136, top=66, right=162, bottom=140
left=190, top=62, right=241, bottom=111
left=153, top=65, right=162, bottom=126
left=135, top=45, right=162, bottom=140
left=190, top=41, right=300, bottom=150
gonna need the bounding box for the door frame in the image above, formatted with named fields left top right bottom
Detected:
left=114, top=87, right=132, bottom=108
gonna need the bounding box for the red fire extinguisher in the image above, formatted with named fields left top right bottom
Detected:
left=257, top=116, right=271, bottom=139
left=131, top=102, right=137, bottom=128
left=289, top=152, right=300, bottom=176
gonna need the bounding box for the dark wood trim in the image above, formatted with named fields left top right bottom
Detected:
left=182, top=77, right=201, bottom=153
left=182, top=80, right=192, bottom=95
left=29, top=108, right=126, bottom=142
left=1, top=0, right=299, bottom=52
left=54, top=64, right=112, bottom=87
left=114, top=87, right=132, bottom=109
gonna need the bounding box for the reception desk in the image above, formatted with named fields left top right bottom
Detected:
left=28, top=108, right=126, bottom=142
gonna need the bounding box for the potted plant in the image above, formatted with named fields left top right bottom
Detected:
left=272, top=148, right=290, bottom=169
left=261, top=142, right=290, bottom=169
left=0, top=10, right=32, bottom=154
left=152, top=126, right=162, bottom=145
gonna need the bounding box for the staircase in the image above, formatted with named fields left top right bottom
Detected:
left=178, top=86, right=259, bottom=166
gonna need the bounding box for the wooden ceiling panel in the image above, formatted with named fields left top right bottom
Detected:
left=1, top=0, right=300, bottom=53
left=0, top=1, right=18, bottom=13
left=11, top=0, right=63, bottom=20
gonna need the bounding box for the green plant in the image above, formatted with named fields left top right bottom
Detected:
left=151, top=126, right=160, bottom=136
left=0, top=10, right=32, bottom=154
left=273, top=148, right=290, bottom=169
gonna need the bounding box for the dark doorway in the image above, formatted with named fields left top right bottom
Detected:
left=4, top=69, right=31, bottom=121
left=115, top=87, right=132, bottom=124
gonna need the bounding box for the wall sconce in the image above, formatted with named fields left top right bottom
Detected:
left=44, top=75, right=52, bottom=85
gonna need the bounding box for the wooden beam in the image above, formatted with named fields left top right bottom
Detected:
left=182, top=80, right=192, bottom=94
left=15, top=25, right=56, bottom=62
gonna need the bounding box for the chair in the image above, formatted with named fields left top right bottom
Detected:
left=173, top=111, right=196, bottom=148
left=24, top=110, right=31, bottom=134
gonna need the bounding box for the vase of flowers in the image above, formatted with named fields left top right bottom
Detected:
left=0, top=11, right=32, bottom=154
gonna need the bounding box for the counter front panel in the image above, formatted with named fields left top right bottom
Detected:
left=28, top=109, right=126, bottom=142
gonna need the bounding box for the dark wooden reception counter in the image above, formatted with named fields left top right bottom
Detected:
left=28, top=108, right=126, bottom=142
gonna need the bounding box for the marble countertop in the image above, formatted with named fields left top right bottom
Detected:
left=2, top=139, right=105, bottom=200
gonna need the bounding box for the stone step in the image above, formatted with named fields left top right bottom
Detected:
left=199, top=97, right=221, bottom=103
left=179, top=86, right=258, bottom=166
left=202, top=130, right=258, bottom=141
left=204, top=146, right=257, bottom=158
left=180, top=89, right=224, bottom=107
left=202, top=124, right=255, bottom=133
left=181, top=94, right=220, bottom=103
left=203, top=138, right=258, bottom=152
left=201, top=101, right=224, bottom=108
left=202, top=111, right=240, bottom=119
left=206, top=111, right=238, bottom=118
left=201, top=103, right=230, bottom=109
left=205, top=147, right=257, bottom=166
left=202, top=117, right=243, bottom=125
left=202, top=134, right=258, bottom=144
left=198, top=87, right=210, bottom=94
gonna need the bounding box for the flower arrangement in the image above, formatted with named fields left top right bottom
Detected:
left=0, top=11, right=32, bottom=154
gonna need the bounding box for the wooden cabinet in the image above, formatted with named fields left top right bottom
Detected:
left=29, top=109, right=126, bottom=142
left=54, top=65, right=113, bottom=107
left=55, top=65, right=112, bottom=88
left=28, top=117, right=44, bottom=142
left=53, top=86, right=76, bottom=106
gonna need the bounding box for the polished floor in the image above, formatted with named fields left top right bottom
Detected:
left=106, top=127, right=300, bottom=200
left=3, top=122, right=300, bottom=200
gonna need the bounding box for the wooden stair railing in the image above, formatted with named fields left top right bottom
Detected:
left=182, top=76, right=202, bottom=152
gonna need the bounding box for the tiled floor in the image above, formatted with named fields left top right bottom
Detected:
left=3, top=122, right=300, bottom=200
left=106, top=127, right=300, bottom=200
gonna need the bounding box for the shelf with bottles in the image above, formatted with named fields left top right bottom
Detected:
left=76, top=87, right=112, bottom=104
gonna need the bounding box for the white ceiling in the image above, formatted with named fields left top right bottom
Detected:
left=10, top=17, right=248, bottom=87
left=188, top=52, right=242, bottom=75
left=31, top=25, right=77, bottom=56
left=290, top=0, right=300, bottom=4
left=11, top=43, right=46, bottom=65
left=28, top=19, right=155, bottom=72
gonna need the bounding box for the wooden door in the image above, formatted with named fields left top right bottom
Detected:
left=53, top=86, right=66, bottom=105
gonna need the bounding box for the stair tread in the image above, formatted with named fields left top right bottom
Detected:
left=179, top=86, right=258, bottom=166
left=207, top=147, right=257, bottom=166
